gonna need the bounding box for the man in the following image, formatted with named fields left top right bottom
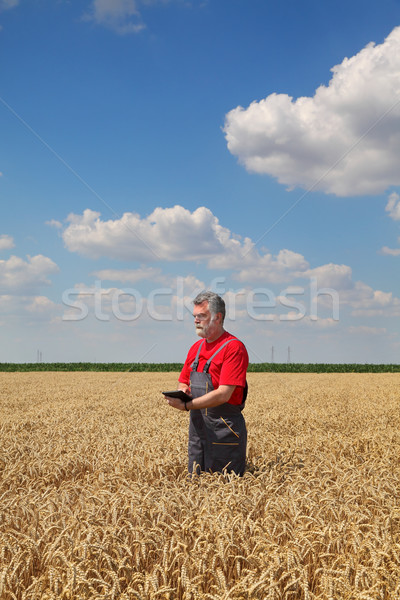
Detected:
left=165, top=291, right=248, bottom=476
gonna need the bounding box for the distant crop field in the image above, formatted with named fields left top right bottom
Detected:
left=1, top=362, right=400, bottom=372
left=0, top=372, right=399, bottom=599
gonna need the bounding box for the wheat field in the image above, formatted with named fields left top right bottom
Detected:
left=0, top=372, right=399, bottom=600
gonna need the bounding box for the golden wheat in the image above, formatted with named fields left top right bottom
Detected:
left=0, top=371, right=399, bottom=599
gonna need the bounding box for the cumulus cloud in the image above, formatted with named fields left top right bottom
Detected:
left=380, top=246, right=400, bottom=256
left=303, top=263, right=353, bottom=290
left=83, top=0, right=145, bottom=34
left=224, top=26, right=400, bottom=197
left=338, top=281, right=400, bottom=317
left=345, top=285, right=399, bottom=309
left=380, top=192, right=400, bottom=255
left=62, top=204, right=400, bottom=317
left=296, top=264, right=400, bottom=317
left=0, top=234, right=15, bottom=250
left=60, top=205, right=400, bottom=321
left=385, top=191, right=400, bottom=220
left=0, top=295, right=60, bottom=322
left=62, top=206, right=235, bottom=262
left=300, top=269, right=400, bottom=315
left=25, top=296, right=58, bottom=313
left=0, top=254, right=59, bottom=294
left=213, top=248, right=310, bottom=284
left=62, top=206, right=312, bottom=284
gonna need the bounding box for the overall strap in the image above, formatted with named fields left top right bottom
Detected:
left=190, top=340, right=205, bottom=372
left=203, top=338, right=237, bottom=373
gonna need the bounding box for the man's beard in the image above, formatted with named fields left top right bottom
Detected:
left=195, top=317, right=215, bottom=338
left=195, top=324, right=207, bottom=337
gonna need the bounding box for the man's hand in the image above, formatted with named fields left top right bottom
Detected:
left=178, top=383, right=191, bottom=395
left=165, top=395, right=187, bottom=411
left=165, top=384, right=236, bottom=411
left=165, top=383, right=192, bottom=410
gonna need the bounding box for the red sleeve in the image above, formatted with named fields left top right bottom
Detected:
left=178, top=341, right=201, bottom=386
left=218, top=341, right=248, bottom=388
left=179, top=361, right=190, bottom=386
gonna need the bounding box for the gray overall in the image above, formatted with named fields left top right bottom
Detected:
left=188, top=339, right=247, bottom=476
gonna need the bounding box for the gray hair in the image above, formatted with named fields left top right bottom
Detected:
left=193, top=291, right=225, bottom=323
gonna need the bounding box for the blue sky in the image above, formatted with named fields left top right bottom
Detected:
left=1, top=0, right=400, bottom=364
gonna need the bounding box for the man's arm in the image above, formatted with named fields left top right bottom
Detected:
left=165, top=385, right=236, bottom=411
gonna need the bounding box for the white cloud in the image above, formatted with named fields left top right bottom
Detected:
left=63, top=206, right=234, bottom=262
left=61, top=205, right=400, bottom=322
left=83, top=0, right=145, bottom=34
left=338, top=281, right=400, bottom=317
left=380, top=246, right=400, bottom=256
left=0, top=254, right=59, bottom=294
left=294, top=264, right=400, bottom=317
left=216, top=248, right=310, bottom=284
left=380, top=192, right=400, bottom=255
left=385, top=191, right=400, bottom=220
left=0, top=295, right=60, bottom=321
left=62, top=206, right=312, bottom=284
left=303, top=263, right=353, bottom=290
left=46, top=219, right=63, bottom=229
left=345, top=285, right=399, bottom=309
left=224, top=26, right=400, bottom=197
left=62, top=204, right=400, bottom=314
left=0, top=234, right=15, bottom=250
left=26, top=296, right=59, bottom=314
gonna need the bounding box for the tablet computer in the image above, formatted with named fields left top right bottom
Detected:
left=162, top=390, right=192, bottom=402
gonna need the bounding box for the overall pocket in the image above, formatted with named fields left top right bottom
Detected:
left=209, top=416, right=240, bottom=445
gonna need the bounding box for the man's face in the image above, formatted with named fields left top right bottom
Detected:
left=193, top=301, right=220, bottom=340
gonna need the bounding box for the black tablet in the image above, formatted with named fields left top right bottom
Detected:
left=162, top=390, right=192, bottom=402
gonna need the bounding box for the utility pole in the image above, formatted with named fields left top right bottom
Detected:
left=287, top=346, right=291, bottom=364
left=271, top=345, right=274, bottom=363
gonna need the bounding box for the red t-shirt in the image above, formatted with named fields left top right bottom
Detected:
left=179, top=331, right=248, bottom=405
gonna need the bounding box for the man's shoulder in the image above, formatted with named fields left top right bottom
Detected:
left=212, top=333, right=248, bottom=366
left=223, top=332, right=247, bottom=351
left=224, top=331, right=244, bottom=343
